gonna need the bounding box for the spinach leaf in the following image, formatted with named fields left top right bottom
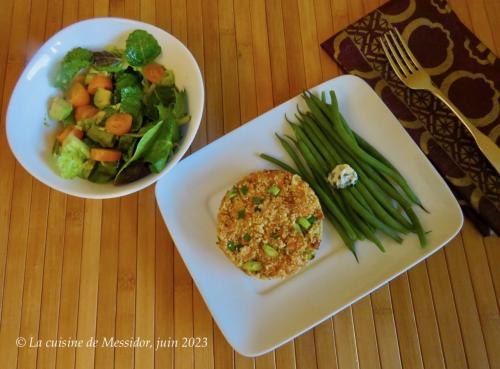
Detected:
left=93, top=51, right=126, bottom=72
left=125, top=30, right=161, bottom=67
left=119, top=85, right=144, bottom=129
left=144, top=110, right=176, bottom=173
left=144, top=85, right=175, bottom=121
left=118, top=135, right=137, bottom=161
left=115, top=71, right=140, bottom=93
left=114, top=119, right=163, bottom=183
left=54, top=47, right=93, bottom=89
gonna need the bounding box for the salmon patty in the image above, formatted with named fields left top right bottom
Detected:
left=217, top=170, right=323, bottom=279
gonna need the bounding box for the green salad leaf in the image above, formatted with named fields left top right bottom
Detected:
left=54, top=47, right=93, bottom=89
left=88, top=162, right=119, bottom=183
left=144, top=106, right=176, bottom=172
left=92, top=51, right=126, bottom=72
left=120, top=85, right=144, bottom=128
left=114, top=117, right=164, bottom=183
left=125, top=30, right=161, bottom=67
left=144, top=85, right=175, bottom=121
left=55, top=135, right=90, bottom=179
left=115, top=71, right=141, bottom=92
left=114, top=104, right=178, bottom=183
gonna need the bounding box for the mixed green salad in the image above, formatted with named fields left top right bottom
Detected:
left=48, top=29, right=190, bottom=184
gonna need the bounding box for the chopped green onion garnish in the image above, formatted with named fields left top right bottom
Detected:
left=240, top=185, right=249, bottom=195
left=262, top=244, right=279, bottom=257
left=252, top=196, right=264, bottom=205
left=227, top=241, right=237, bottom=251
left=238, top=209, right=246, bottom=219
left=297, top=217, right=311, bottom=230
left=242, top=260, right=262, bottom=272
left=307, top=215, right=317, bottom=224
left=303, top=250, right=315, bottom=260
left=243, top=233, right=251, bottom=242
left=268, top=185, right=280, bottom=196
left=228, top=186, right=238, bottom=199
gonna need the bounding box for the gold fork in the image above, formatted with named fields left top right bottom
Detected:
left=380, top=29, right=500, bottom=174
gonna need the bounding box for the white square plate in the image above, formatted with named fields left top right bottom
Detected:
left=155, top=75, right=463, bottom=357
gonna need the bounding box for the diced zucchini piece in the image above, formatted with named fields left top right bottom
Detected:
left=262, top=244, right=278, bottom=257
left=242, top=260, right=262, bottom=272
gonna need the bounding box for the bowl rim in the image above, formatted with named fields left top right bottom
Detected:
left=6, top=17, right=205, bottom=199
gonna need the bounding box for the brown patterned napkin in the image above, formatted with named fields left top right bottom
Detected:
left=321, top=0, right=500, bottom=235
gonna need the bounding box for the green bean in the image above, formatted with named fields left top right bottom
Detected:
left=275, top=135, right=358, bottom=242
left=299, top=114, right=404, bottom=220
left=297, top=119, right=410, bottom=236
left=292, top=128, right=370, bottom=216
left=259, top=154, right=298, bottom=175
left=343, top=189, right=403, bottom=243
left=323, top=133, right=414, bottom=230
left=306, top=92, right=423, bottom=208
left=298, top=138, right=404, bottom=243
left=355, top=182, right=410, bottom=234
left=348, top=208, right=386, bottom=252
left=275, top=134, right=312, bottom=180
left=289, top=122, right=329, bottom=174
left=309, top=111, right=414, bottom=210
left=406, top=206, right=427, bottom=247
left=324, top=209, right=358, bottom=261
left=330, top=137, right=418, bottom=230
left=295, top=140, right=359, bottom=241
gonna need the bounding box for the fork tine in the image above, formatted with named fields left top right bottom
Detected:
left=384, top=33, right=409, bottom=77
left=379, top=37, right=406, bottom=81
left=388, top=30, right=416, bottom=72
left=392, top=28, right=422, bottom=69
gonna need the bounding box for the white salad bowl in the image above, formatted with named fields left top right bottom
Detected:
left=6, top=17, right=204, bottom=199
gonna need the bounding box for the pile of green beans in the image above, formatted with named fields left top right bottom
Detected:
left=260, top=90, right=427, bottom=260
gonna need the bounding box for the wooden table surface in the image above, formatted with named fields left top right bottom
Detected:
left=1, top=0, right=499, bottom=368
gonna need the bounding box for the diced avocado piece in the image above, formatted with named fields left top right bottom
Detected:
left=262, top=244, right=278, bottom=257
left=93, top=110, right=107, bottom=125
left=55, top=135, right=90, bottom=179
left=79, top=159, right=96, bottom=179
left=49, top=97, right=73, bottom=121
left=242, top=260, right=262, bottom=272
left=94, top=88, right=112, bottom=109
left=86, top=124, right=115, bottom=147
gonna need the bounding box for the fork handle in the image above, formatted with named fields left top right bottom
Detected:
left=428, top=85, right=500, bottom=174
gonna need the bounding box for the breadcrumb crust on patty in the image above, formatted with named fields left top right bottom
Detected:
left=217, top=170, right=323, bottom=279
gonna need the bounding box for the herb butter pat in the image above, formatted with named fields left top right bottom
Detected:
left=328, top=164, right=358, bottom=189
